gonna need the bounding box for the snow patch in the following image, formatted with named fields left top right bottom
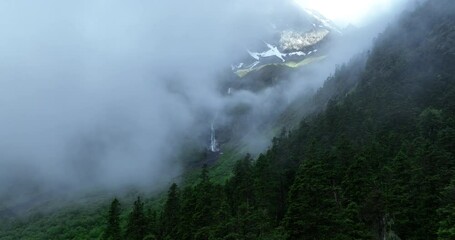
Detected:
left=247, top=43, right=286, bottom=62
left=249, top=61, right=260, bottom=69
left=247, top=50, right=260, bottom=61
left=288, top=51, right=306, bottom=56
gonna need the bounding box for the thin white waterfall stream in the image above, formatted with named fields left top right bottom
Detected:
left=209, top=118, right=219, bottom=152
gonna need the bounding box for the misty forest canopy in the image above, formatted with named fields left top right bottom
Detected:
left=1, top=0, right=455, bottom=239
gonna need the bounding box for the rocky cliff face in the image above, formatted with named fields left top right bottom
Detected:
left=231, top=5, right=341, bottom=79
left=280, top=28, right=330, bottom=51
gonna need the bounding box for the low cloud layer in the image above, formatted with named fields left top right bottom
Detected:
left=0, top=0, right=413, bottom=199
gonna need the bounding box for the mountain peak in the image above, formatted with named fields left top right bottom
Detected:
left=232, top=6, right=341, bottom=78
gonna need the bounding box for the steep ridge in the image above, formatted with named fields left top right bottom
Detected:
left=2, top=0, right=455, bottom=239
left=143, top=1, right=455, bottom=239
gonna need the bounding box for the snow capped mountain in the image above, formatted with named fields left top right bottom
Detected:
left=232, top=4, right=341, bottom=77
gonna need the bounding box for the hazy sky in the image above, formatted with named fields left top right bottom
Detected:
left=296, top=0, right=408, bottom=27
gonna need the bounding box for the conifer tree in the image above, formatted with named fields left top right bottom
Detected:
left=125, top=196, right=148, bottom=240
left=144, top=209, right=158, bottom=240
left=226, top=154, right=255, bottom=214
left=161, top=183, right=180, bottom=239
left=437, top=178, right=455, bottom=239
left=103, top=198, right=122, bottom=240
left=178, top=186, right=196, bottom=240
left=283, top=157, right=341, bottom=240
left=193, top=164, right=216, bottom=237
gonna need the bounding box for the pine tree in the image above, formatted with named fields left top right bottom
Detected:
left=283, top=157, right=341, bottom=240
left=254, top=154, right=283, bottom=222
left=161, top=183, right=180, bottom=239
left=226, top=154, right=255, bottom=214
left=210, top=199, right=234, bottom=239
left=103, top=198, right=122, bottom=240
left=178, top=186, right=196, bottom=240
left=192, top=164, right=216, bottom=238
left=383, top=150, right=416, bottom=238
left=144, top=209, right=158, bottom=240
left=125, top=196, right=148, bottom=240
left=414, top=142, right=453, bottom=239
left=437, top=178, right=455, bottom=239
left=341, top=154, right=374, bottom=205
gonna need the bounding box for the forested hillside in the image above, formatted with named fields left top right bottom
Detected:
left=131, top=1, right=454, bottom=239
left=2, top=0, right=455, bottom=239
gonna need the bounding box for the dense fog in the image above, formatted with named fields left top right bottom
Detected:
left=0, top=0, right=413, bottom=200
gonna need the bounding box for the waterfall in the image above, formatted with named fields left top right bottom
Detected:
left=209, top=120, right=218, bottom=152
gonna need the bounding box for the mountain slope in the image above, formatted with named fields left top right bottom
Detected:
left=2, top=0, right=455, bottom=239
left=149, top=1, right=455, bottom=239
